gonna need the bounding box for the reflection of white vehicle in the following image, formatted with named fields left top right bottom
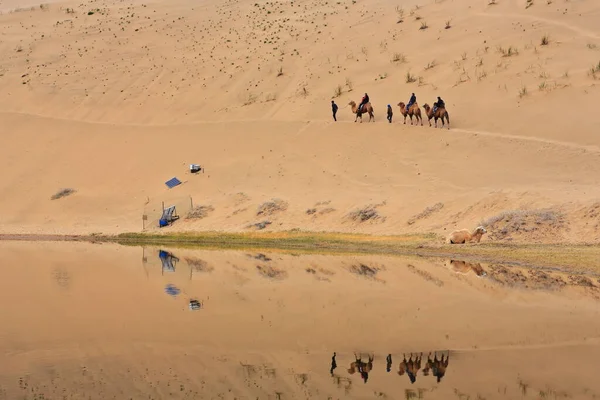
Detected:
left=189, top=299, right=203, bottom=310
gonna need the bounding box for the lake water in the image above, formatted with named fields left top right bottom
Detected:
left=1, top=241, right=599, bottom=399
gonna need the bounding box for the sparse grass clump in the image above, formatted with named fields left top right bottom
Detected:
left=347, top=203, right=385, bottom=223
left=589, top=61, right=600, bottom=79
left=498, top=46, right=519, bottom=57
left=540, top=34, right=550, bottom=46
left=424, top=60, right=437, bottom=70
left=186, top=205, right=214, bottom=219
left=445, top=20, right=451, bottom=29
left=392, top=52, right=407, bottom=63
left=405, top=71, right=417, bottom=83
left=407, top=202, right=444, bottom=225
left=395, top=5, right=404, bottom=23
left=419, top=21, right=428, bottom=30
left=257, top=198, right=288, bottom=216
left=276, top=66, right=283, bottom=77
left=243, top=92, right=258, bottom=105
left=345, top=77, right=353, bottom=92
left=480, top=209, right=566, bottom=241
left=519, top=85, right=528, bottom=98
left=378, top=72, right=388, bottom=80
left=51, top=188, right=76, bottom=200
left=333, top=84, right=343, bottom=97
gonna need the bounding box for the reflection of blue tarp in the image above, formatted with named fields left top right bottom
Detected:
left=165, top=284, right=180, bottom=296
left=159, top=250, right=178, bottom=272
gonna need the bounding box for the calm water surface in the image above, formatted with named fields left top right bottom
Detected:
left=1, top=241, right=599, bottom=400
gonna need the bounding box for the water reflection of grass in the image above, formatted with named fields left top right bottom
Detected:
left=112, top=231, right=600, bottom=272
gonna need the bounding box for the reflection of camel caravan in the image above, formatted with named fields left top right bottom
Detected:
left=398, top=352, right=450, bottom=384
left=347, top=353, right=374, bottom=383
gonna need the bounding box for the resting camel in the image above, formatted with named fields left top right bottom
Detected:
left=397, top=102, right=422, bottom=126
left=423, top=352, right=450, bottom=383
left=447, top=226, right=486, bottom=244
left=449, top=260, right=487, bottom=277
left=347, top=353, right=374, bottom=383
left=422, top=103, right=450, bottom=129
left=348, top=101, right=375, bottom=123
left=397, top=353, right=422, bottom=384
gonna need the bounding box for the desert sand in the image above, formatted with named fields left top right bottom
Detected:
left=1, top=241, right=600, bottom=399
left=0, top=0, right=599, bottom=242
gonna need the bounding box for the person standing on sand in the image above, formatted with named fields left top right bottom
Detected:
left=330, top=352, right=337, bottom=376
left=331, top=100, right=339, bottom=121
left=387, top=104, right=393, bottom=123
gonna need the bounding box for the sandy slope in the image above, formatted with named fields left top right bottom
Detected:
left=0, top=0, right=599, bottom=241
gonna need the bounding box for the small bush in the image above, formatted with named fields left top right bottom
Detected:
left=51, top=188, right=76, bottom=200
left=405, top=71, right=416, bottom=83
left=498, top=46, right=519, bottom=57
left=540, top=35, right=549, bottom=46
left=589, top=61, right=600, bottom=79
left=243, top=92, right=258, bottom=105
left=519, top=85, right=528, bottom=98
left=346, top=204, right=385, bottom=223
left=445, top=20, right=451, bottom=29
left=407, top=202, right=444, bottom=225
left=424, top=60, right=437, bottom=70
left=419, top=21, right=428, bottom=30
left=257, top=198, right=288, bottom=216
left=186, top=205, right=214, bottom=219
left=345, top=77, right=353, bottom=91
left=333, top=84, right=342, bottom=97
left=276, top=66, right=283, bottom=76
left=392, top=52, right=407, bottom=63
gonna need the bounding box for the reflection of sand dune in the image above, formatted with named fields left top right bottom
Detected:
left=2, top=242, right=600, bottom=399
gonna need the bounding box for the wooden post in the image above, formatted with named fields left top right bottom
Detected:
left=190, top=196, right=193, bottom=210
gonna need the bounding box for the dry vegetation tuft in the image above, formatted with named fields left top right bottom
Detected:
left=257, top=198, right=288, bottom=216
left=480, top=209, right=566, bottom=241
left=186, top=205, right=214, bottom=219
left=346, top=203, right=386, bottom=223
left=407, top=202, right=444, bottom=225
left=51, top=188, right=76, bottom=200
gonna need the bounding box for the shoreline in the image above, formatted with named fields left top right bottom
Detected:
left=2, top=231, right=599, bottom=274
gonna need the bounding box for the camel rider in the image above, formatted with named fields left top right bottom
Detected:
left=406, top=93, right=416, bottom=111
left=433, top=96, right=445, bottom=113
left=358, top=93, right=369, bottom=113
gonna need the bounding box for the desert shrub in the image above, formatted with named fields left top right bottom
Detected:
left=186, top=205, right=214, bottom=219
left=51, top=188, right=76, bottom=200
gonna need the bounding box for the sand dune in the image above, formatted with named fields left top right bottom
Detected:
left=0, top=0, right=599, bottom=241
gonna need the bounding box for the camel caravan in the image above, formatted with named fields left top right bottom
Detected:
left=340, top=352, right=450, bottom=384
left=346, top=92, right=450, bottom=129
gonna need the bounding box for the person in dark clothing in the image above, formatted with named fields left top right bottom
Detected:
left=358, top=93, right=369, bottom=113
left=330, top=352, right=337, bottom=376
left=386, top=104, right=393, bottom=123
left=433, top=96, right=445, bottom=113
left=331, top=100, right=338, bottom=121
left=386, top=354, right=393, bottom=372
left=406, top=92, right=416, bottom=111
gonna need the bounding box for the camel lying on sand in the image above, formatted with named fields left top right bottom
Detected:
left=447, top=226, right=486, bottom=244
left=348, top=101, right=375, bottom=123
left=422, top=103, right=450, bottom=129
left=397, top=102, right=422, bottom=126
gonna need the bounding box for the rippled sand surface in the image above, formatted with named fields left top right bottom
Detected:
left=1, top=241, right=599, bottom=399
